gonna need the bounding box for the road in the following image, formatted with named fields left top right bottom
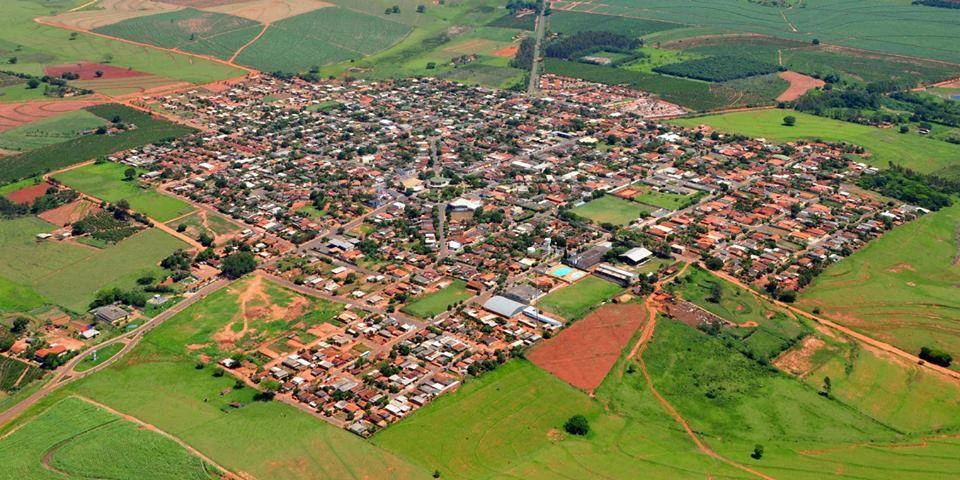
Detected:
left=527, top=6, right=548, bottom=95
left=0, top=279, right=232, bottom=428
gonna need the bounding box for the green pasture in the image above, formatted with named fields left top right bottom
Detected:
left=402, top=279, right=472, bottom=319
left=54, top=162, right=194, bottom=222
left=0, top=109, right=109, bottom=153
left=571, top=195, right=649, bottom=226
left=0, top=275, right=47, bottom=314
left=670, top=109, right=960, bottom=173
left=537, top=276, right=622, bottom=321
left=74, top=342, right=124, bottom=373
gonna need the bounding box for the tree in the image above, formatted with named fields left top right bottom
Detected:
left=704, top=256, right=724, bottom=271
left=177, top=223, right=187, bottom=232
left=751, top=444, right=764, bottom=459
left=11, top=317, right=29, bottom=334
left=811, top=38, right=820, bottom=45
left=221, top=251, right=257, bottom=279
left=707, top=282, right=723, bottom=304
left=417, top=4, right=426, bottom=12
left=782, top=115, right=797, bottom=127
left=198, top=232, right=214, bottom=247
left=123, top=167, right=137, bottom=181
left=564, top=414, right=590, bottom=436
left=95, top=70, right=104, bottom=78
left=26, top=78, right=40, bottom=89
left=919, top=346, right=952, bottom=367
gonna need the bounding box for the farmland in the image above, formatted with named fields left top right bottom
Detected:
left=0, top=217, right=189, bottom=312
left=0, top=356, right=43, bottom=392
left=0, top=109, right=109, bottom=153
left=548, top=10, right=680, bottom=37
left=0, top=104, right=195, bottom=185
left=670, top=109, right=960, bottom=173
left=537, top=276, right=623, bottom=322
left=54, top=162, right=194, bottom=222
left=402, top=279, right=472, bottom=319
left=653, top=55, right=781, bottom=82
left=0, top=276, right=47, bottom=314
left=0, top=396, right=217, bottom=480
left=798, top=204, right=960, bottom=369
left=571, top=194, right=650, bottom=226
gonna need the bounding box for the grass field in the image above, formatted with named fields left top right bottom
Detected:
left=73, top=342, right=125, bottom=373
left=167, top=209, right=239, bottom=241
left=402, top=279, right=472, bottom=319
left=0, top=396, right=217, bottom=480
left=571, top=195, right=650, bottom=225
left=798, top=204, right=960, bottom=368
left=634, top=189, right=703, bottom=210
left=0, top=0, right=243, bottom=84
left=537, top=276, right=622, bottom=321
left=671, top=109, right=960, bottom=173
left=0, top=275, right=47, bottom=314
left=0, top=217, right=189, bottom=312
left=54, top=162, right=194, bottom=222
left=235, top=6, right=412, bottom=72
left=0, top=109, right=109, bottom=153
left=0, top=104, right=195, bottom=185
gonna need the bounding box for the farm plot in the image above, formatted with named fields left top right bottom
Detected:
left=93, top=8, right=262, bottom=60
left=571, top=194, right=649, bottom=226
left=36, top=0, right=185, bottom=31
left=0, top=396, right=217, bottom=480
left=0, top=100, right=103, bottom=133
left=537, top=276, right=623, bottom=322
left=548, top=10, right=680, bottom=37
left=529, top=303, right=647, bottom=391
left=66, top=281, right=426, bottom=480
left=203, top=0, right=334, bottom=23
left=0, top=217, right=189, bottom=312
left=402, top=279, right=472, bottom=319
left=235, top=6, right=412, bottom=72
left=54, top=162, right=194, bottom=222
left=653, top=55, right=781, bottom=82
left=0, top=356, right=43, bottom=392
left=670, top=109, right=960, bottom=174
left=0, top=275, right=47, bottom=314
left=0, top=109, right=109, bottom=153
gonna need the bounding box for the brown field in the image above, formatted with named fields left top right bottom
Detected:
left=38, top=0, right=184, bottom=30
left=72, top=76, right=189, bottom=97
left=38, top=199, right=101, bottom=226
left=0, top=100, right=104, bottom=133
left=45, top=62, right=149, bottom=80
left=528, top=303, right=647, bottom=391
left=6, top=184, right=50, bottom=205
left=203, top=0, right=333, bottom=23
left=159, top=0, right=248, bottom=7
left=491, top=45, right=519, bottom=58
left=777, top=70, right=825, bottom=101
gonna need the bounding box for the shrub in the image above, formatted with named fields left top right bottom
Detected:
left=919, top=346, right=952, bottom=367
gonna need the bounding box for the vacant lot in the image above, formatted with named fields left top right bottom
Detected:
left=537, top=276, right=623, bottom=322
left=167, top=209, right=239, bottom=243
left=529, top=303, right=647, bottom=390
left=0, top=217, right=188, bottom=312
left=0, top=396, right=217, bottom=480
left=571, top=195, right=649, bottom=226
left=633, top=188, right=702, bottom=210
left=402, top=279, right=472, bottom=319
left=671, top=109, right=960, bottom=173
left=54, top=162, right=194, bottom=222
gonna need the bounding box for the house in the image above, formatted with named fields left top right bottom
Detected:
left=91, top=305, right=130, bottom=324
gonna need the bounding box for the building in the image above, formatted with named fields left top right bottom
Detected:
left=620, top=247, right=653, bottom=265
left=483, top=296, right=526, bottom=318
left=593, top=263, right=638, bottom=287
left=565, top=243, right=611, bottom=270
left=503, top=284, right=541, bottom=305
left=91, top=305, right=130, bottom=324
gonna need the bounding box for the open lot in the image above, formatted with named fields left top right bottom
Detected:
left=0, top=396, right=217, bottom=480
left=671, top=109, right=960, bottom=174
left=402, top=279, right=472, bottom=319
left=633, top=188, right=702, bottom=210
left=529, top=303, right=647, bottom=391
left=54, top=161, right=195, bottom=222
left=571, top=194, right=650, bottom=226
left=0, top=217, right=188, bottom=312
left=167, top=209, right=239, bottom=243
left=537, top=276, right=623, bottom=322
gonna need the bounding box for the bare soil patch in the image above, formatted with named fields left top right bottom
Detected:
left=160, top=0, right=248, bottom=7
left=203, top=0, right=332, bottom=23
left=528, top=303, right=647, bottom=391
left=38, top=0, right=184, bottom=31
left=38, top=199, right=100, bottom=227
left=773, top=335, right=825, bottom=376
left=6, top=183, right=50, bottom=204
left=45, top=62, right=149, bottom=81
left=491, top=45, right=519, bottom=58
left=776, top=71, right=825, bottom=101
left=0, top=100, right=104, bottom=133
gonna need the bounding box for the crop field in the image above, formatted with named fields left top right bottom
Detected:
left=653, top=55, right=780, bottom=82
left=0, top=104, right=195, bottom=185
left=552, top=0, right=960, bottom=64
left=0, top=109, right=109, bottom=153
left=548, top=10, right=681, bottom=37
left=54, top=162, right=194, bottom=222
left=0, top=396, right=217, bottom=480
left=670, top=109, right=960, bottom=173
left=0, top=356, right=43, bottom=392
left=537, top=276, right=623, bottom=322
left=636, top=318, right=960, bottom=479
left=402, top=279, right=472, bottom=319
left=37, top=0, right=185, bottom=31
left=571, top=194, right=650, bottom=225
left=2, top=0, right=243, bottom=84
left=798, top=204, right=960, bottom=368
left=0, top=217, right=189, bottom=312
left=64, top=281, right=426, bottom=480
left=235, top=6, right=413, bottom=73
left=204, top=0, right=333, bottom=24
left=0, top=275, right=47, bottom=314
left=0, top=99, right=103, bottom=133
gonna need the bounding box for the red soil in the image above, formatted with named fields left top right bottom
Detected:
left=38, top=199, right=100, bottom=227
left=45, top=62, right=148, bottom=81
left=491, top=45, right=519, bottom=58
left=777, top=71, right=825, bottom=102
left=528, top=303, right=647, bottom=391
left=159, top=0, right=249, bottom=7
left=0, top=100, right=103, bottom=133
left=6, top=184, right=50, bottom=204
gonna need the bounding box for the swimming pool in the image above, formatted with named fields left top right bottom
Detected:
left=550, top=266, right=573, bottom=277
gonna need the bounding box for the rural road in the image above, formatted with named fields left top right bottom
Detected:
left=0, top=279, right=231, bottom=428
left=527, top=6, right=548, bottom=94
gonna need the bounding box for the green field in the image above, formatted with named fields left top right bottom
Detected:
left=634, top=189, right=702, bottom=210
left=0, top=217, right=189, bottom=312
left=54, top=162, right=194, bottom=222
left=402, top=279, right=472, bottom=318
left=0, top=356, right=43, bottom=392
left=571, top=194, right=650, bottom=226
left=0, top=109, right=109, bottom=153
left=167, top=209, right=239, bottom=242
left=670, top=109, right=960, bottom=173
left=0, top=1, right=242, bottom=84
left=0, top=275, right=47, bottom=314
left=0, top=396, right=217, bottom=480
left=798, top=204, right=960, bottom=368
left=537, top=276, right=622, bottom=321
left=0, top=104, right=195, bottom=185
left=235, top=7, right=412, bottom=72
left=548, top=10, right=681, bottom=36
left=73, top=342, right=125, bottom=373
